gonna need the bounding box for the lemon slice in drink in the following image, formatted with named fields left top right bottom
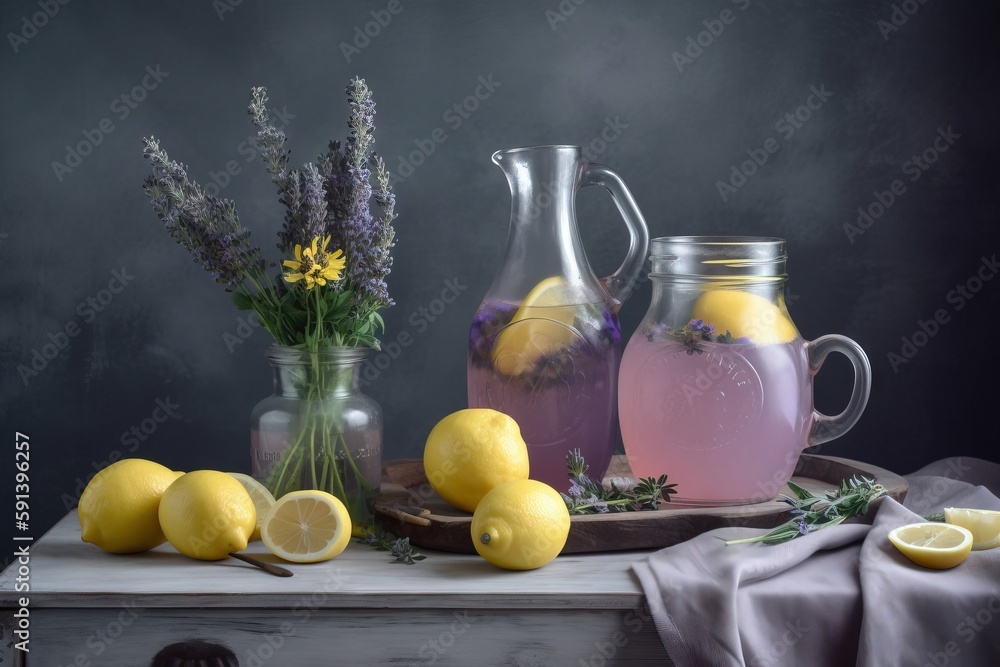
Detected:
left=261, top=490, right=352, bottom=563
left=227, top=473, right=276, bottom=542
left=888, top=522, right=973, bottom=569
left=492, top=277, right=579, bottom=376
left=943, top=507, right=1000, bottom=550
left=691, top=290, right=797, bottom=344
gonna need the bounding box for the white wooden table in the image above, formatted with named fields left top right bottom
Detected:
left=0, top=511, right=672, bottom=665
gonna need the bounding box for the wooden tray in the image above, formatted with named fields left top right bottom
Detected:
left=374, top=454, right=908, bottom=554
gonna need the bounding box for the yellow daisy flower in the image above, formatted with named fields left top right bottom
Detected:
left=283, top=235, right=346, bottom=289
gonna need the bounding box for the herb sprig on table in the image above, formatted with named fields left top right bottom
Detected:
left=562, top=449, right=678, bottom=514
left=358, top=525, right=426, bottom=564
left=725, top=476, right=888, bottom=546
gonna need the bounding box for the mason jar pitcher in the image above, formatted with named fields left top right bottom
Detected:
left=619, top=236, right=872, bottom=506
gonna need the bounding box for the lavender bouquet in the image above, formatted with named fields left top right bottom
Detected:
left=141, top=78, right=397, bottom=527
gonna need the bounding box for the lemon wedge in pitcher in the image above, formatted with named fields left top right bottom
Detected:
left=691, top=290, right=797, bottom=344
left=492, top=277, right=579, bottom=376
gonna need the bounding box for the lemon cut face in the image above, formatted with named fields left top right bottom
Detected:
left=492, top=277, right=580, bottom=376
left=261, top=490, right=352, bottom=563
left=888, top=522, right=973, bottom=569
left=944, top=507, right=1000, bottom=551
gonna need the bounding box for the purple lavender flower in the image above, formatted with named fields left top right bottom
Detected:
left=142, top=137, right=264, bottom=290
left=469, top=301, right=518, bottom=365
left=337, top=78, right=394, bottom=309
left=644, top=322, right=671, bottom=342
left=251, top=78, right=398, bottom=314
left=583, top=494, right=609, bottom=513
left=318, top=140, right=353, bottom=252
left=600, top=309, right=621, bottom=347
left=270, top=165, right=334, bottom=255
left=249, top=87, right=303, bottom=254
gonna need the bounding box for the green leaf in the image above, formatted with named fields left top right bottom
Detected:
left=231, top=291, right=254, bottom=310
left=786, top=481, right=814, bottom=501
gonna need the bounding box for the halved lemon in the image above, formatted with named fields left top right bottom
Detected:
left=227, top=473, right=276, bottom=542
left=260, top=490, right=352, bottom=563
left=492, top=277, right=579, bottom=376
left=944, top=507, right=1000, bottom=551
left=888, top=522, right=973, bottom=569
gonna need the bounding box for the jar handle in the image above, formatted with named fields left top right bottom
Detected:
left=805, top=334, right=872, bottom=447
left=580, top=164, right=650, bottom=310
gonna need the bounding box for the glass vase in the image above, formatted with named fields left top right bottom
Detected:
left=251, top=344, right=382, bottom=532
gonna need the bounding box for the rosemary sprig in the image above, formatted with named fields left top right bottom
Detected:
left=561, top=449, right=677, bottom=514
left=358, top=525, right=426, bottom=564
left=725, top=475, right=888, bottom=546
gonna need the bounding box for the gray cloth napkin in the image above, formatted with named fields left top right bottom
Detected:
left=632, top=457, right=1000, bottom=667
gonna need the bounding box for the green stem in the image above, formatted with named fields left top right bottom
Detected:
left=265, top=365, right=314, bottom=496
left=339, top=432, right=373, bottom=493
left=327, top=433, right=348, bottom=502
left=308, top=419, right=318, bottom=488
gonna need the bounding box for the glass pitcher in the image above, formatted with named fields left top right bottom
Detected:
left=619, top=236, right=872, bottom=506
left=468, top=145, right=649, bottom=491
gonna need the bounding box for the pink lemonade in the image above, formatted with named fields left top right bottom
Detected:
left=468, top=300, right=621, bottom=492
left=619, top=332, right=813, bottom=505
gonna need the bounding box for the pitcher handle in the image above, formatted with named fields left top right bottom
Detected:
left=805, top=334, right=872, bottom=447
left=580, top=164, right=650, bottom=309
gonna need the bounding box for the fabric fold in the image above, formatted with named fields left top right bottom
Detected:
left=633, top=457, right=1000, bottom=667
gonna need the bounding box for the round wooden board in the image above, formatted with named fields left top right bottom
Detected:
left=373, top=454, right=908, bottom=555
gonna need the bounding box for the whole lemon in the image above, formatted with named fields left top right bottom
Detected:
left=424, top=408, right=530, bottom=513
left=158, top=470, right=257, bottom=560
left=471, top=479, right=571, bottom=570
left=78, top=459, right=183, bottom=554
left=691, top=289, right=797, bottom=344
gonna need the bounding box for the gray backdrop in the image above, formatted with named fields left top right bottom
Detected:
left=1, top=0, right=997, bottom=551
